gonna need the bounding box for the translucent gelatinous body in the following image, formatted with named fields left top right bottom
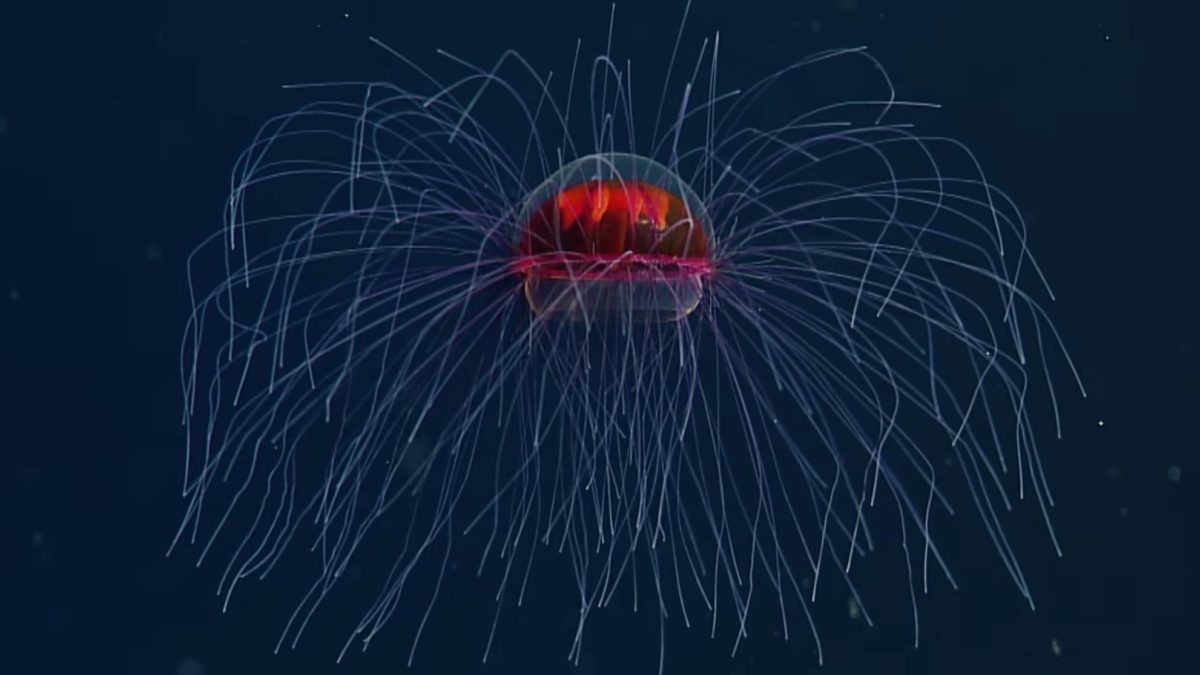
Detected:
left=514, top=154, right=711, bottom=322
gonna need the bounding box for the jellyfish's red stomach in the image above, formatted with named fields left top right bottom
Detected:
left=513, top=179, right=712, bottom=322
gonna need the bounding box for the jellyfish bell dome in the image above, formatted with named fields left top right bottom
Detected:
left=514, top=153, right=713, bottom=323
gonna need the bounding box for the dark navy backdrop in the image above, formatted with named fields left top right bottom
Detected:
left=2, top=1, right=1190, bottom=674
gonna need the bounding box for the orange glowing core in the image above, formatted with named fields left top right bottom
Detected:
left=515, top=179, right=711, bottom=280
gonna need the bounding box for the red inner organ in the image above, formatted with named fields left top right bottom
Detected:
left=515, top=179, right=711, bottom=280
